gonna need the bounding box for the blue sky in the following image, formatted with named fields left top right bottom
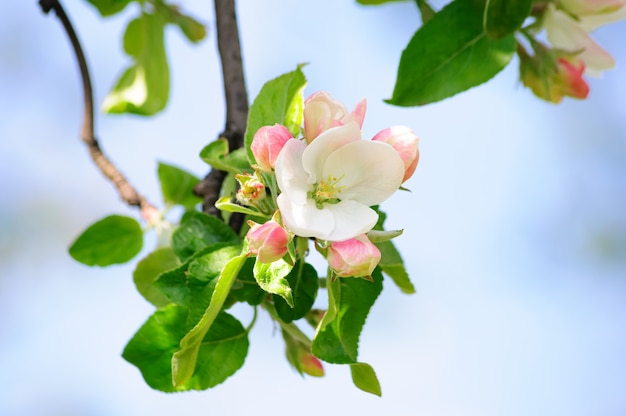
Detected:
left=1, top=1, right=626, bottom=415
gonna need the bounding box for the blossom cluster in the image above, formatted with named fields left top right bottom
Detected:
left=241, top=92, right=419, bottom=279
left=519, top=0, right=625, bottom=103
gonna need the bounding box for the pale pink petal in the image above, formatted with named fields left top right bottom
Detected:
left=559, top=0, right=624, bottom=16
left=303, top=101, right=331, bottom=143
left=545, top=5, right=615, bottom=74
left=580, top=5, right=626, bottom=30
left=343, top=98, right=367, bottom=129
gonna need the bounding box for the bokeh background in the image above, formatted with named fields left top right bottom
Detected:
left=2, top=1, right=626, bottom=415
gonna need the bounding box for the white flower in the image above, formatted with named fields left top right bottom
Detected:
left=274, top=121, right=404, bottom=242
left=544, top=3, right=617, bottom=75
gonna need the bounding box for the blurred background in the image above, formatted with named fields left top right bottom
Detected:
left=1, top=1, right=625, bottom=415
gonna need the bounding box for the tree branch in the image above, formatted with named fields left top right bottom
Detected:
left=194, top=0, right=248, bottom=232
left=39, top=0, right=158, bottom=221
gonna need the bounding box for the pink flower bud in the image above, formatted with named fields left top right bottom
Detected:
left=303, top=91, right=366, bottom=143
left=327, top=234, right=381, bottom=278
left=246, top=220, right=291, bottom=263
left=372, top=126, right=420, bottom=183
left=299, top=353, right=324, bottom=377
left=518, top=41, right=589, bottom=103
left=251, top=124, right=293, bottom=171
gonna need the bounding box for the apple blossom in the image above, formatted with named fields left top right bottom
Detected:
left=327, top=234, right=381, bottom=278
left=246, top=219, right=291, bottom=263
left=303, top=91, right=366, bottom=143
left=372, top=126, right=420, bottom=183
left=275, top=121, right=404, bottom=242
left=518, top=42, right=589, bottom=103
left=251, top=124, right=293, bottom=171
left=543, top=3, right=616, bottom=75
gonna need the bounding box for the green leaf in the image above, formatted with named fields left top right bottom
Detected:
left=350, top=363, right=382, bottom=396
left=157, top=162, right=202, bottom=209
left=199, top=139, right=252, bottom=173
left=274, top=261, right=319, bottom=323
left=387, top=0, right=515, bottom=106
left=376, top=240, right=415, bottom=294
left=171, top=212, right=240, bottom=262
left=226, top=258, right=266, bottom=307
left=170, top=14, right=206, bottom=43
left=244, top=66, right=307, bottom=165
left=485, top=0, right=533, bottom=39
left=69, top=215, right=143, bottom=266
left=312, top=269, right=383, bottom=364
left=133, top=247, right=180, bottom=307
left=253, top=258, right=294, bottom=307
left=415, top=0, right=436, bottom=23
left=171, top=252, right=247, bottom=387
left=102, top=12, right=169, bottom=115
left=215, top=196, right=268, bottom=218
left=154, top=243, right=240, bottom=306
left=373, top=208, right=415, bottom=294
left=122, top=304, right=248, bottom=392
left=185, top=245, right=243, bottom=329
left=86, top=0, right=133, bottom=16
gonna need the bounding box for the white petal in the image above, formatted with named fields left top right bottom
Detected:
left=324, top=200, right=379, bottom=241
left=580, top=6, right=626, bottom=31
left=544, top=5, right=615, bottom=74
left=323, top=140, right=404, bottom=206
left=277, top=194, right=334, bottom=238
left=275, top=139, right=310, bottom=205
left=301, top=121, right=361, bottom=184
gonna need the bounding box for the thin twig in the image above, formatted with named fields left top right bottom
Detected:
left=194, top=0, right=248, bottom=232
left=39, top=0, right=158, bottom=221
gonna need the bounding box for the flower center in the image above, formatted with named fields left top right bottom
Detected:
left=309, top=174, right=345, bottom=209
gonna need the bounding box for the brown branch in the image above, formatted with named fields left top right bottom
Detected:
left=39, top=0, right=158, bottom=221
left=194, top=0, right=249, bottom=232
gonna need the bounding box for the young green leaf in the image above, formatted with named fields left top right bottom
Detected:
left=244, top=66, right=307, bottom=165
left=171, top=252, right=247, bottom=387
left=485, top=0, right=533, bottom=39
left=253, top=258, right=294, bottom=307
left=86, top=0, right=133, bottom=17
left=373, top=207, right=415, bottom=294
left=102, top=12, right=170, bottom=115
left=215, top=196, right=268, bottom=218
left=171, top=212, right=240, bottom=261
left=376, top=240, right=415, bottom=294
left=133, top=247, right=180, bottom=307
left=157, top=162, right=202, bottom=209
left=274, top=261, right=319, bottom=323
left=170, top=13, right=206, bottom=44
left=350, top=362, right=382, bottom=396
left=312, top=269, right=383, bottom=364
left=199, top=139, right=252, bottom=173
left=387, top=0, right=515, bottom=106
left=69, top=215, right=143, bottom=266
left=154, top=243, right=240, bottom=306
left=225, top=258, right=267, bottom=307
left=122, top=304, right=248, bottom=392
